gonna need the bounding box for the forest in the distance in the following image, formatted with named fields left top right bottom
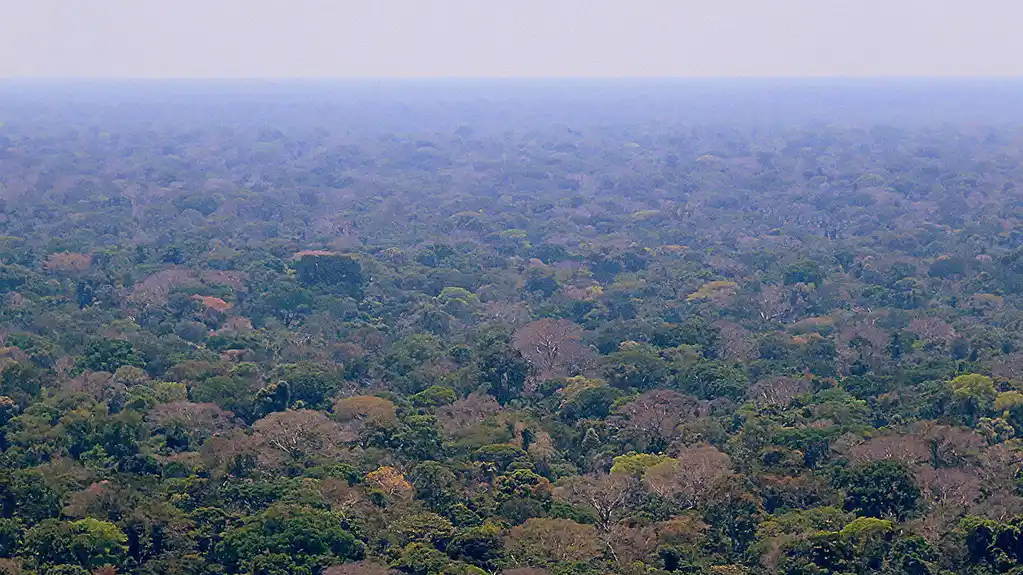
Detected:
left=1, top=80, right=1023, bottom=575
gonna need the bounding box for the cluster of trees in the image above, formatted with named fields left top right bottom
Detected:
left=1, top=83, right=1023, bottom=575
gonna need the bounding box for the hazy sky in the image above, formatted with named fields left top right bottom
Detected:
left=2, top=0, right=1023, bottom=78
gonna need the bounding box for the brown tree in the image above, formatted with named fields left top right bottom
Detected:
left=66, top=371, right=125, bottom=405
left=836, top=322, right=890, bottom=375
left=915, top=467, right=981, bottom=509
left=612, top=389, right=703, bottom=452
left=130, top=268, right=199, bottom=307
left=715, top=321, right=758, bottom=362
left=906, top=317, right=956, bottom=345
left=748, top=376, right=811, bottom=408
left=989, top=352, right=1023, bottom=383
left=656, top=513, right=709, bottom=552
left=505, top=518, right=601, bottom=566
left=757, top=284, right=791, bottom=322
left=436, top=392, right=501, bottom=434
left=527, top=430, right=557, bottom=464
left=644, top=443, right=733, bottom=508
left=513, top=318, right=593, bottom=379
left=843, top=434, right=930, bottom=467
left=43, top=252, right=92, bottom=274
left=978, top=443, right=1023, bottom=488
left=147, top=401, right=238, bottom=446
left=920, top=423, right=986, bottom=468
left=604, top=523, right=658, bottom=569
left=0, top=559, right=21, bottom=575
left=556, top=472, right=635, bottom=532
left=483, top=300, right=532, bottom=328
left=333, top=395, right=398, bottom=429
left=250, top=409, right=355, bottom=469
left=63, top=480, right=130, bottom=520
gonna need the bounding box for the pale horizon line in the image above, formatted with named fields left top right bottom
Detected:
left=2, top=75, right=1023, bottom=82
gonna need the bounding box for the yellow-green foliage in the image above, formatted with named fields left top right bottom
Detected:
left=631, top=209, right=663, bottom=221
left=788, top=316, right=835, bottom=335
left=438, top=286, right=480, bottom=306
left=995, top=391, right=1023, bottom=411
left=155, top=382, right=188, bottom=402
left=949, top=374, right=996, bottom=402
left=688, top=281, right=738, bottom=301
left=499, top=228, right=528, bottom=239
left=839, top=517, right=892, bottom=540
left=611, top=452, right=676, bottom=476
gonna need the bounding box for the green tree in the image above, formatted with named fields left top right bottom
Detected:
left=411, top=461, right=457, bottom=510
left=784, top=260, right=825, bottom=286
left=256, top=282, right=314, bottom=327
left=294, top=254, right=364, bottom=299
left=678, top=361, right=748, bottom=402
left=601, top=344, right=668, bottom=391
left=248, top=553, right=312, bottom=575
left=445, top=523, right=504, bottom=570
left=841, top=460, right=920, bottom=520
left=81, top=339, right=145, bottom=373
left=394, top=542, right=450, bottom=575
left=392, top=512, right=455, bottom=547
left=948, top=373, right=996, bottom=425
left=561, top=386, right=625, bottom=422
left=68, top=518, right=129, bottom=569
left=0, top=518, right=22, bottom=557
left=218, top=505, right=363, bottom=571
left=278, top=362, right=343, bottom=408
left=23, top=518, right=127, bottom=570
left=473, top=444, right=528, bottom=474
left=478, top=346, right=532, bottom=406
left=0, top=469, right=62, bottom=523
left=0, top=362, right=47, bottom=405
left=411, top=386, right=458, bottom=408
left=396, top=415, right=444, bottom=461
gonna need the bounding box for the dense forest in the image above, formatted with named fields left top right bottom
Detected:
left=1, top=80, right=1023, bottom=575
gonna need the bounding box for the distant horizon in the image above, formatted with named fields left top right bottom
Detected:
left=6, top=73, right=1023, bottom=130
left=3, top=76, right=1023, bottom=84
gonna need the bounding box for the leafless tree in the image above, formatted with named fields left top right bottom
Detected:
left=715, top=321, right=758, bottom=362
left=43, top=252, right=92, bottom=274
left=843, top=434, right=930, bottom=467
left=66, top=371, right=125, bottom=405
left=757, top=285, right=791, bottom=322
left=612, top=390, right=703, bottom=452
left=906, top=317, right=956, bottom=344
left=436, top=392, right=501, bottom=434
left=506, top=518, right=602, bottom=564
left=916, top=467, right=982, bottom=509
left=513, top=318, right=593, bottom=379
left=748, top=376, right=811, bottom=407
left=645, top=444, right=733, bottom=508
left=130, top=268, right=198, bottom=307
left=147, top=401, right=238, bottom=446
left=556, top=472, right=635, bottom=532
left=250, top=409, right=355, bottom=469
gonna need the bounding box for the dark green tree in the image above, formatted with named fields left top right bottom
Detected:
left=295, top=254, right=364, bottom=299
left=841, top=460, right=920, bottom=520
left=82, top=339, right=145, bottom=373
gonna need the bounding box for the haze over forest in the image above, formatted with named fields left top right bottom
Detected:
left=1, top=77, right=1023, bottom=575
left=3, top=2, right=1023, bottom=573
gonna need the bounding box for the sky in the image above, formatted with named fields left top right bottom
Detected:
left=2, top=0, right=1023, bottom=78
